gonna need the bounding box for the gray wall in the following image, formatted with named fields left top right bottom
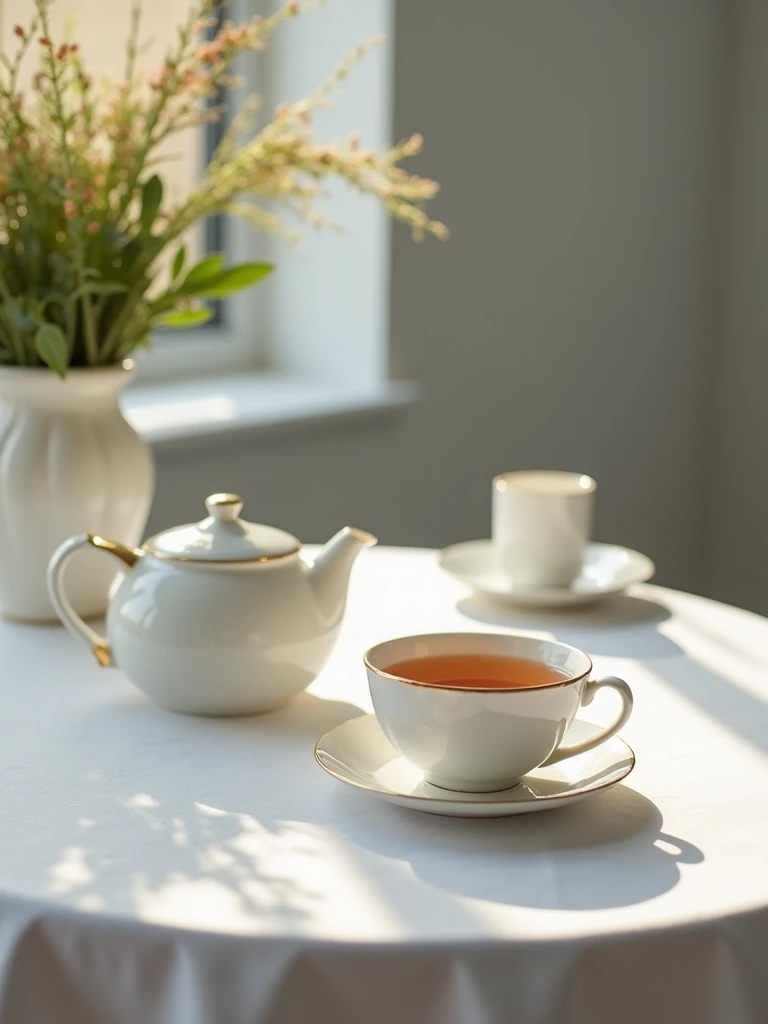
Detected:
left=149, top=0, right=729, bottom=597
left=708, top=0, right=768, bottom=613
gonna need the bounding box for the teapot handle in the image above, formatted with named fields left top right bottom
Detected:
left=48, top=534, right=142, bottom=668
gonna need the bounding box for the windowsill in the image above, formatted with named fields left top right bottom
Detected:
left=122, top=372, right=420, bottom=451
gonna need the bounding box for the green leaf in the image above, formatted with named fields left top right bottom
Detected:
left=34, top=323, right=68, bottom=378
left=70, top=281, right=130, bottom=302
left=140, top=174, right=163, bottom=234
left=190, top=262, right=273, bottom=299
left=171, top=245, right=187, bottom=282
left=179, top=253, right=225, bottom=294
left=156, top=307, right=214, bottom=328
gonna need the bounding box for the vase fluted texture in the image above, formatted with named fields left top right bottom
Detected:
left=0, top=363, right=154, bottom=621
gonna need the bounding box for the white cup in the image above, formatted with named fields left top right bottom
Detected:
left=365, top=632, right=633, bottom=793
left=492, top=470, right=596, bottom=589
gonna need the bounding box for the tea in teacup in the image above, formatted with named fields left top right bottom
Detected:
left=383, top=653, right=570, bottom=690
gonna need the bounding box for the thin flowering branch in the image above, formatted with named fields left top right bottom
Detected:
left=160, top=35, right=447, bottom=253
left=124, top=0, right=141, bottom=90
left=34, top=0, right=102, bottom=364
left=109, top=4, right=203, bottom=222
left=112, top=0, right=302, bottom=229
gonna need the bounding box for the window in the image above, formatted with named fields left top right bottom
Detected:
left=0, top=0, right=394, bottom=395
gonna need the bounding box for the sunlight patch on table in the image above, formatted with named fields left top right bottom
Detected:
left=660, top=615, right=768, bottom=704
left=48, top=845, right=95, bottom=894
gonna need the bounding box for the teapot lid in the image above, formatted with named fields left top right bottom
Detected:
left=143, top=493, right=300, bottom=563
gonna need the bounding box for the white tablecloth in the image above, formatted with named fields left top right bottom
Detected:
left=1, top=546, right=767, bottom=1023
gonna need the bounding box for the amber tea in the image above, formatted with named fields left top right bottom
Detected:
left=383, top=653, right=571, bottom=690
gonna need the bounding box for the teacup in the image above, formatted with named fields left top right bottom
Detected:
left=492, top=470, right=596, bottom=588
left=365, top=632, right=633, bottom=792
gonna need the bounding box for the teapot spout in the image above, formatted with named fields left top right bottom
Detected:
left=307, top=527, right=377, bottom=624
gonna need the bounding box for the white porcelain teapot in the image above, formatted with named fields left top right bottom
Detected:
left=48, top=493, right=376, bottom=715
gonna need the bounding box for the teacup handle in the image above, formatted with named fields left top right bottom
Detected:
left=541, top=676, right=633, bottom=766
left=48, top=533, right=142, bottom=669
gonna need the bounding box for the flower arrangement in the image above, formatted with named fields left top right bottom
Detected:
left=0, top=0, right=446, bottom=376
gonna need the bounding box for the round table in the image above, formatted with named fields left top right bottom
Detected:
left=1, top=546, right=767, bottom=1024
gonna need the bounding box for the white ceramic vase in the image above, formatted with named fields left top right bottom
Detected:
left=0, top=362, right=154, bottom=622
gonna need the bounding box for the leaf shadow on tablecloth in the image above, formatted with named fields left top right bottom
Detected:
left=329, top=782, right=703, bottom=913
left=24, top=691, right=372, bottom=932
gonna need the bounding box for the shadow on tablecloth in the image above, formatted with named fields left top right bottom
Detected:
left=456, top=593, right=677, bottom=659
left=329, top=780, right=704, bottom=912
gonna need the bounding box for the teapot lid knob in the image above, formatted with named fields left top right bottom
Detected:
left=205, top=492, right=244, bottom=522
left=144, top=493, right=299, bottom=562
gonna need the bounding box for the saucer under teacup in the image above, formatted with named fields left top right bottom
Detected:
left=314, top=715, right=635, bottom=818
left=439, top=539, right=655, bottom=608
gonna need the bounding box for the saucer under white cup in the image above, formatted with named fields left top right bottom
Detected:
left=440, top=539, right=655, bottom=608
left=314, top=715, right=635, bottom=818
